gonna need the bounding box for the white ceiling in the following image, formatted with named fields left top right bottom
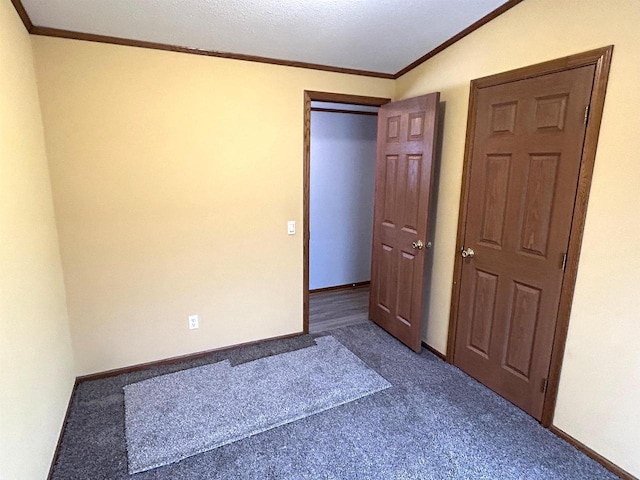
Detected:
left=21, top=0, right=509, bottom=75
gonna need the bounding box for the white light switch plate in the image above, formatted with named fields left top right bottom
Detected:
left=287, top=221, right=296, bottom=235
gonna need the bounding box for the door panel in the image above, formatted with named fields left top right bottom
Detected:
left=520, top=153, right=559, bottom=257
left=454, top=66, right=595, bottom=419
left=503, top=281, right=541, bottom=379
left=479, top=154, right=511, bottom=248
left=369, top=94, right=440, bottom=352
left=468, top=269, right=499, bottom=357
left=382, top=156, right=398, bottom=224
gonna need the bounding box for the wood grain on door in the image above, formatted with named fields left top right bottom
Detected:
left=369, top=93, right=440, bottom=352
left=454, top=66, right=595, bottom=419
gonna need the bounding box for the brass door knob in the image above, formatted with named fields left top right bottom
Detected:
left=461, top=247, right=475, bottom=258
left=412, top=240, right=425, bottom=250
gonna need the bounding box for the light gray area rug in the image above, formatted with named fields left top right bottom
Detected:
left=123, top=335, right=391, bottom=473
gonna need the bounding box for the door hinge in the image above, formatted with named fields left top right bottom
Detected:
left=584, top=105, right=590, bottom=124
left=541, top=378, right=548, bottom=393
left=561, top=253, right=567, bottom=271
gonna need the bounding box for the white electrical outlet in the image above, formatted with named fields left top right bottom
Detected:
left=188, top=314, right=199, bottom=330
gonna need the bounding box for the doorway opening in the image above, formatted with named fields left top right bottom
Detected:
left=308, top=101, right=378, bottom=333
left=303, top=92, right=390, bottom=334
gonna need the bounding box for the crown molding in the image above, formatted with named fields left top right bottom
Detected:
left=11, top=0, right=524, bottom=80
left=393, top=0, right=525, bottom=78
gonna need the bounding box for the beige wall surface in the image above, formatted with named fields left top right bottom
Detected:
left=395, top=0, right=640, bottom=475
left=23, top=0, right=639, bottom=475
left=32, top=36, right=394, bottom=376
left=0, top=4, right=76, bottom=480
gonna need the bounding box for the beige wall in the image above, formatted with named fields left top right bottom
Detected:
left=0, top=4, right=76, bottom=480
left=21, top=0, right=639, bottom=474
left=32, top=36, right=394, bottom=376
left=396, top=0, right=640, bottom=476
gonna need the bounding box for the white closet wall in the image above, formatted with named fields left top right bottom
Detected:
left=310, top=110, right=377, bottom=290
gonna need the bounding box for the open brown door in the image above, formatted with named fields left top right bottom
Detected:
left=453, top=66, right=595, bottom=419
left=369, top=93, right=440, bottom=352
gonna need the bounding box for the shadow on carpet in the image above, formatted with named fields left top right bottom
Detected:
left=51, top=323, right=620, bottom=479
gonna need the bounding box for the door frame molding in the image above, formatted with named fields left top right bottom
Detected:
left=446, top=46, right=614, bottom=427
left=302, top=91, right=391, bottom=334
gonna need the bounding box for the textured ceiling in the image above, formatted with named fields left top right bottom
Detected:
left=21, top=0, right=509, bottom=75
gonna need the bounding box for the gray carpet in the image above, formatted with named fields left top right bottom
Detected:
left=124, top=336, right=390, bottom=473
left=51, top=323, right=620, bottom=479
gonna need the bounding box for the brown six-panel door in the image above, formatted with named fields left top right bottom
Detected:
left=369, top=93, right=440, bottom=352
left=454, top=66, right=595, bottom=419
